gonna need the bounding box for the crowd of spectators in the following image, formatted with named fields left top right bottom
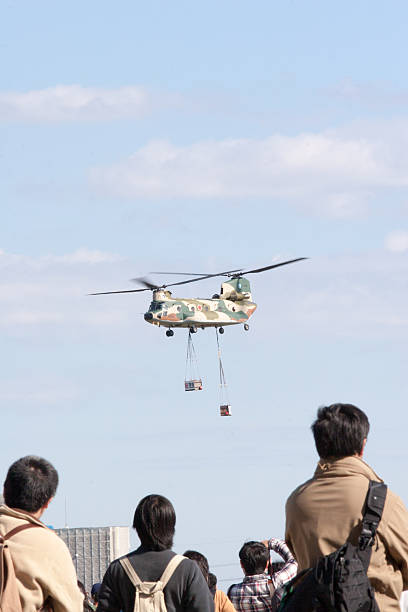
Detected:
left=1, top=403, right=408, bottom=611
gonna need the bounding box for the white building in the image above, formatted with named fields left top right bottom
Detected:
left=55, top=526, right=130, bottom=591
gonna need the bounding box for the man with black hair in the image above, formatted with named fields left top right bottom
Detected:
left=285, top=403, right=408, bottom=611
left=183, top=549, right=236, bottom=612
left=228, top=539, right=297, bottom=611
left=0, top=455, right=83, bottom=611
left=98, top=494, right=214, bottom=612
left=208, top=573, right=217, bottom=598
left=183, top=550, right=210, bottom=583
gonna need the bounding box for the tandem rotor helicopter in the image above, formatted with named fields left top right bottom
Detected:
left=90, top=258, right=307, bottom=336
left=91, top=258, right=307, bottom=415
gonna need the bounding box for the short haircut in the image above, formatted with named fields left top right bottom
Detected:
left=133, top=494, right=176, bottom=551
left=183, top=550, right=209, bottom=581
left=239, top=541, right=269, bottom=575
left=208, top=572, right=217, bottom=596
left=312, top=403, right=370, bottom=459
left=3, top=456, right=58, bottom=513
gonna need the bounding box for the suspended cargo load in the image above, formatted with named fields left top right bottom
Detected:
left=185, top=379, right=203, bottom=392
left=220, top=404, right=232, bottom=416
left=216, top=328, right=231, bottom=416
left=185, top=331, right=203, bottom=391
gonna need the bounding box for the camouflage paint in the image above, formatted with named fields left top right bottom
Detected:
left=219, top=277, right=252, bottom=301
left=144, top=277, right=257, bottom=329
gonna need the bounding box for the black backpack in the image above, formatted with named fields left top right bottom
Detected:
left=278, top=480, right=387, bottom=612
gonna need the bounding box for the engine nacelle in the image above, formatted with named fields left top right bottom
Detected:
left=219, top=277, right=252, bottom=301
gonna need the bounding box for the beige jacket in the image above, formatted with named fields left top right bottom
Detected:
left=0, top=505, right=83, bottom=612
left=285, top=456, right=408, bottom=612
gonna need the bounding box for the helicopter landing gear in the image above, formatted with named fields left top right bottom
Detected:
left=166, top=329, right=174, bottom=337
left=219, top=327, right=224, bottom=334
left=244, top=323, right=249, bottom=331
left=189, top=326, right=198, bottom=334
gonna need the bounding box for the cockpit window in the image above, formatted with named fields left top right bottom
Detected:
left=149, top=301, right=164, bottom=311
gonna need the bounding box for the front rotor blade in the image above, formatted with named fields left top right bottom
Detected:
left=164, top=268, right=243, bottom=289
left=89, top=288, right=150, bottom=295
left=131, top=276, right=160, bottom=290
left=240, top=258, right=308, bottom=275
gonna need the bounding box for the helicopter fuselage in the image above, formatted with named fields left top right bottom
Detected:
left=144, top=288, right=257, bottom=329
left=91, top=260, right=307, bottom=333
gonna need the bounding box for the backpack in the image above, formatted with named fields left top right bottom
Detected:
left=278, top=480, right=387, bottom=612
left=120, top=554, right=185, bottom=612
left=0, top=523, right=42, bottom=612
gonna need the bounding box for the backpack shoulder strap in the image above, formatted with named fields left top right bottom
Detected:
left=159, top=555, right=185, bottom=588
left=2, top=523, right=42, bottom=541
left=120, top=556, right=143, bottom=587
left=358, top=480, right=387, bottom=571
left=360, top=481, right=387, bottom=548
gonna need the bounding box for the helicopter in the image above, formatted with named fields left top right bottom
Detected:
left=91, top=258, right=307, bottom=337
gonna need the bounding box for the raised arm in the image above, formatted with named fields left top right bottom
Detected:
left=262, top=537, right=298, bottom=590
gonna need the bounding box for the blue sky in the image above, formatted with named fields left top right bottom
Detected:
left=2, top=0, right=408, bottom=586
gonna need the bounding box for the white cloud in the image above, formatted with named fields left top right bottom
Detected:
left=90, top=128, right=408, bottom=216
left=332, top=78, right=408, bottom=108
left=385, top=230, right=408, bottom=252
left=255, top=252, right=408, bottom=340
left=0, top=247, right=123, bottom=269
left=51, top=248, right=124, bottom=265
left=1, top=247, right=408, bottom=344
left=0, top=248, right=133, bottom=333
left=5, top=311, right=64, bottom=325
left=0, top=380, right=78, bottom=404
left=0, top=85, right=158, bottom=122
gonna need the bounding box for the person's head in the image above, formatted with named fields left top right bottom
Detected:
left=183, top=550, right=209, bottom=582
left=312, top=403, right=370, bottom=459
left=3, top=455, right=58, bottom=514
left=239, top=541, right=269, bottom=576
left=79, top=581, right=96, bottom=611
left=133, top=494, right=176, bottom=551
left=91, top=583, right=101, bottom=604
left=208, top=572, right=217, bottom=597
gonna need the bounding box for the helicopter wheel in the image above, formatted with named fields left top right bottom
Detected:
left=219, top=327, right=224, bottom=334
left=166, top=329, right=174, bottom=337
left=244, top=324, right=249, bottom=331
left=189, top=326, right=198, bottom=334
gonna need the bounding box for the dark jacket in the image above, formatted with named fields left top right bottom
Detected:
left=98, top=547, right=214, bottom=612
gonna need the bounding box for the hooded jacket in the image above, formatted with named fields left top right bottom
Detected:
left=0, top=505, right=83, bottom=612
left=285, top=456, right=408, bottom=612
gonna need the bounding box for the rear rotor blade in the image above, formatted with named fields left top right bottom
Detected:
left=239, top=258, right=308, bottom=275
left=150, top=272, right=215, bottom=277
left=90, top=268, right=242, bottom=296
left=89, top=260, right=307, bottom=297
left=150, top=270, right=242, bottom=277
left=163, top=268, right=243, bottom=289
